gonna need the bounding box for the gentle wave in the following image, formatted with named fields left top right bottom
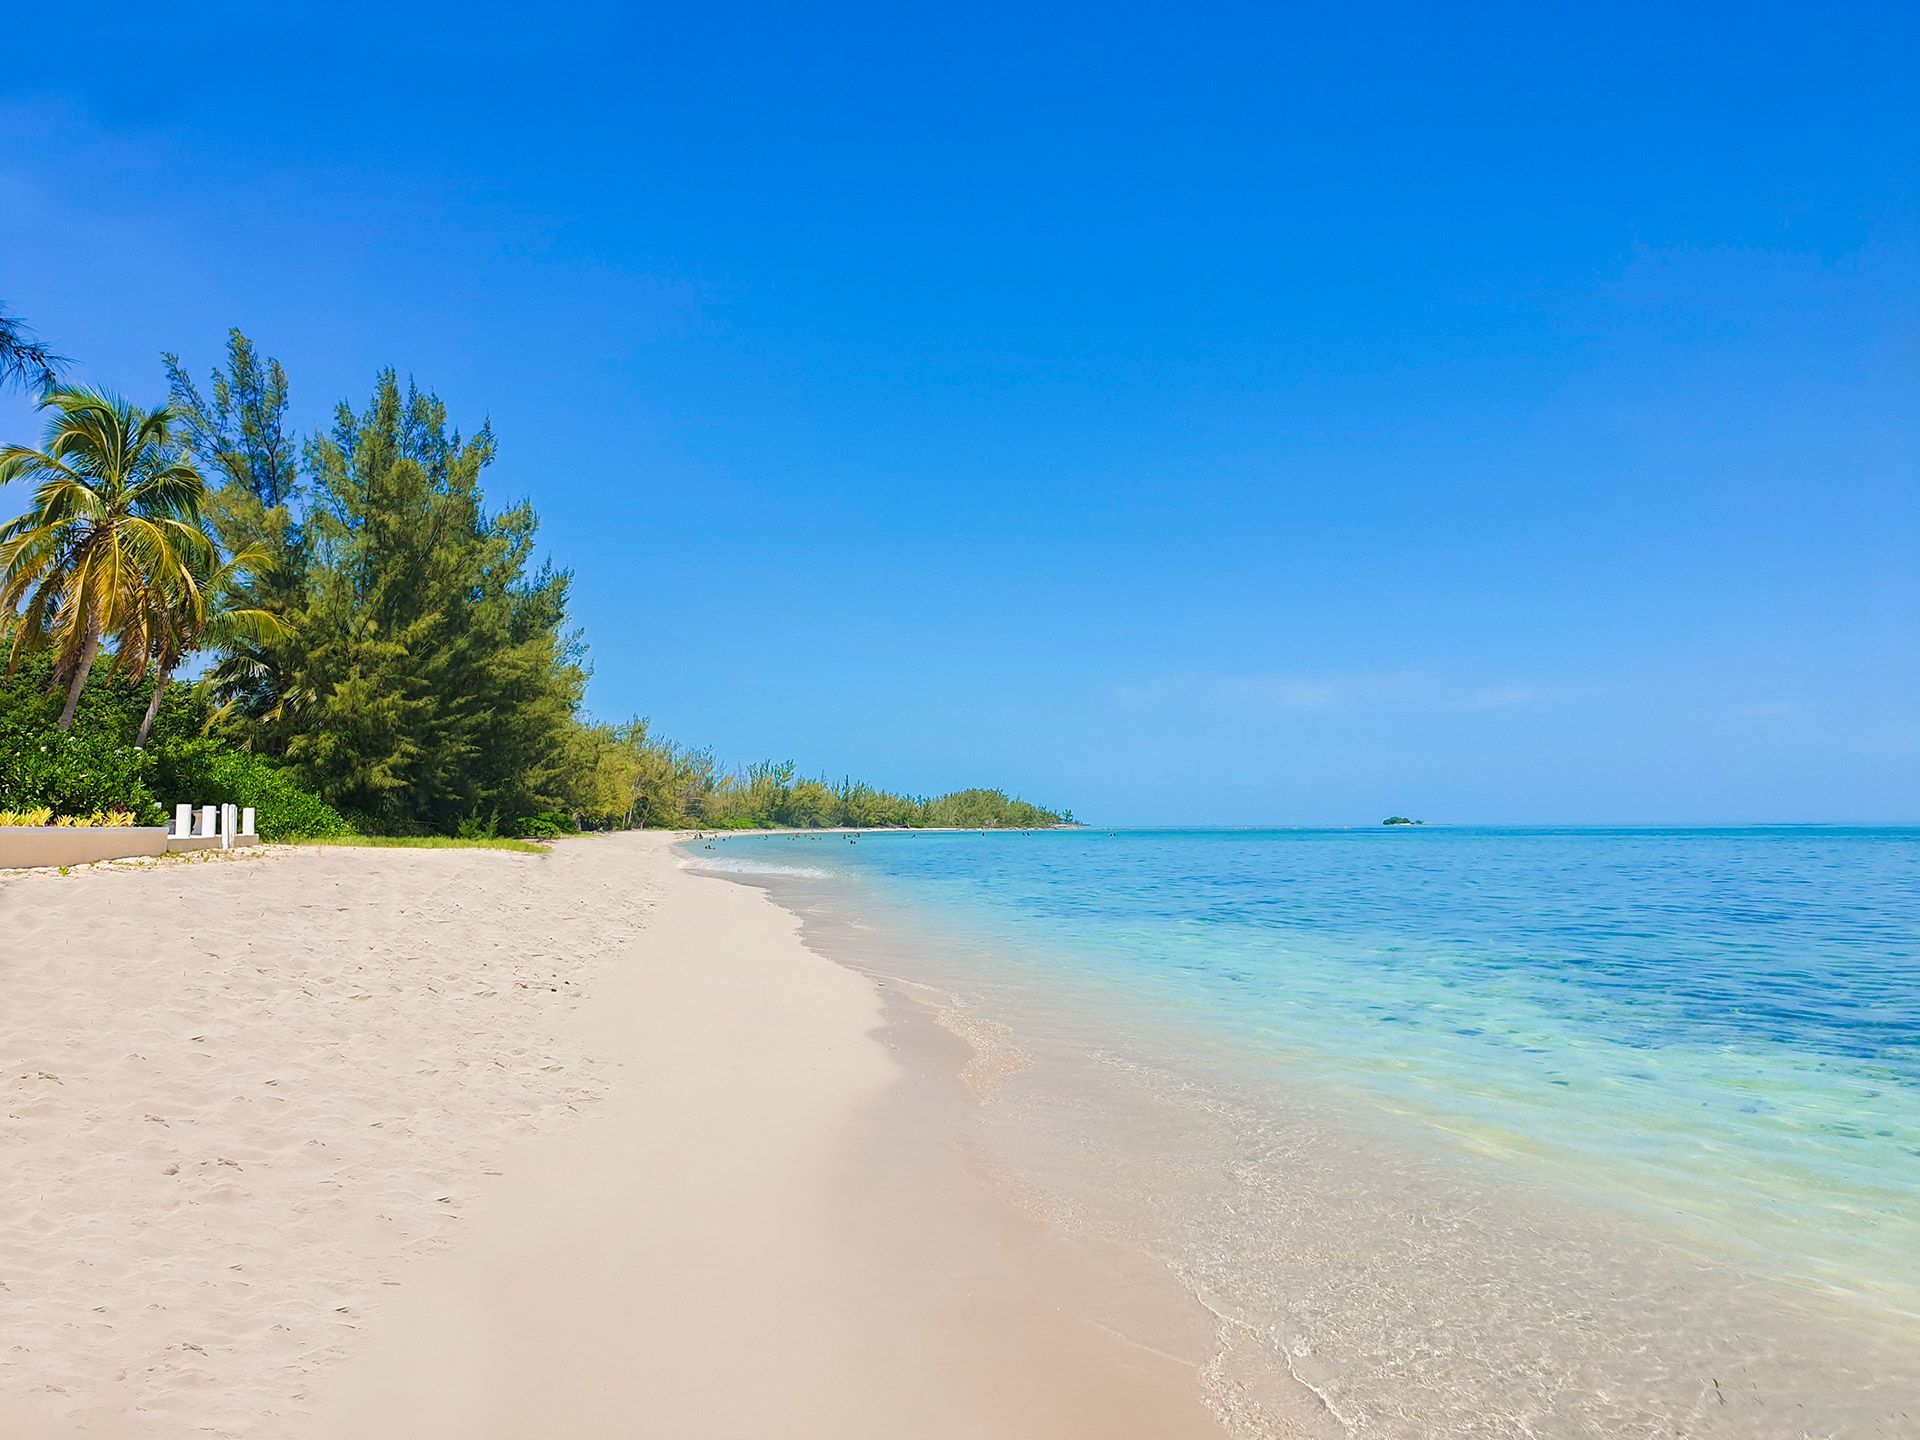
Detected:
left=681, top=855, right=835, bottom=880
left=700, top=827, right=1920, bottom=1437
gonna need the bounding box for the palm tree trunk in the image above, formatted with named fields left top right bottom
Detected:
left=56, top=619, right=103, bottom=732
left=134, top=668, right=172, bottom=748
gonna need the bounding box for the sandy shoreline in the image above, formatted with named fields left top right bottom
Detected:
left=0, top=832, right=1222, bottom=1438
left=710, top=833, right=1920, bottom=1438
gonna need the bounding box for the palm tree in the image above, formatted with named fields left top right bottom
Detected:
left=127, top=545, right=287, bottom=747
left=0, top=388, right=213, bottom=730
left=205, top=609, right=312, bottom=729
left=0, top=306, right=63, bottom=394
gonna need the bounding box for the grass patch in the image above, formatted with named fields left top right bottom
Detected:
left=299, top=835, right=550, bottom=854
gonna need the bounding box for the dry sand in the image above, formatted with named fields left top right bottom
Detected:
left=0, top=833, right=1223, bottom=1438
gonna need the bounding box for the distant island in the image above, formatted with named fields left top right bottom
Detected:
left=1382, top=816, right=1426, bottom=826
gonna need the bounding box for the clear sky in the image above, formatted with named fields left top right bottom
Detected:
left=2, top=2, right=1915, bottom=824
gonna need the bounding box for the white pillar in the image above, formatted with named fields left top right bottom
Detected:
left=220, top=803, right=238, bottom=850
left=240, top=807, right=256, bottom=838
left=173, top=804, right=193, bottom=837
left=197, top=805, right=218, bottom=839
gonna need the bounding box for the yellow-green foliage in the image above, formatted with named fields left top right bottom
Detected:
left=307, top=835, right=547, bottom=854
left=0, top=806, right=54, bottom=826
left=0, top=333, right=1070, bottom=841
left=556, top=720, right=1069, bottom=832
left=50, top=810, right=137, bottom=828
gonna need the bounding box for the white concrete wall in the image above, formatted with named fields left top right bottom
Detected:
left=0, top=828, right=169, bottom=869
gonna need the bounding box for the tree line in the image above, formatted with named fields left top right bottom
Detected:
left=0, top=312, right=1069, bottom=836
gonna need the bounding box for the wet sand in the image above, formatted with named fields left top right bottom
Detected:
left=708, top=841, right=1920, bottom=1440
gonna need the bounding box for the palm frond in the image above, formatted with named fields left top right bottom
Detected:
left=0, top=387, right=217, bottom=714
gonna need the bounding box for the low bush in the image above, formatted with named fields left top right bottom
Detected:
left=308, top=835, right=548, bottom=854
left=52, top=809, right=137, bottom=827
left=509, top=811, right=578, bottom=840
left=0, top=722, right=163, bottom=824
left=150, top=739, right=352, bottom=841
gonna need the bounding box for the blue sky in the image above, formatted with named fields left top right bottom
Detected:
left=2, top=1, right=1915, bottom=824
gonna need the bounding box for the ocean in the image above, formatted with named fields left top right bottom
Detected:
left=690, top=827, right=1920, bottom=1436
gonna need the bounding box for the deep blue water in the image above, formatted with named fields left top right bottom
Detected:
left=706, top=826, right=1920, bottom=1308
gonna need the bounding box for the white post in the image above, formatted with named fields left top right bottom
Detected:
left=197, top=805, right=218, bottom=839
left=220, top=804, right=238, bottom=850
left=173, top=804, right=192, bottom=838
left=240, top=807, right=256, bottom=838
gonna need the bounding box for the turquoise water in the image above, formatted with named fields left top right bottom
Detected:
left=704, top=826, right=1920, bottom=1317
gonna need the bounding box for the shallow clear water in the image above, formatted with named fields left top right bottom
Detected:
left=694, top=827, right=1920, bottom=1434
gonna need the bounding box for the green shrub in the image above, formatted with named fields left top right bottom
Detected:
left=509, top=811, right=578, bottom=840
left=0, top=720, right=162, bottom=823
left=150, top=738, right=352, bottom=841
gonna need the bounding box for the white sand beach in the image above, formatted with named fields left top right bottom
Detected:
left=0, top=833, right=1222, bottom=1438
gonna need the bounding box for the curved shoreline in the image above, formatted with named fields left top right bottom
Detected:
left=699, top=834, right=1920, bottom=1439
left=0, top=832, right=1224, bottom=1438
